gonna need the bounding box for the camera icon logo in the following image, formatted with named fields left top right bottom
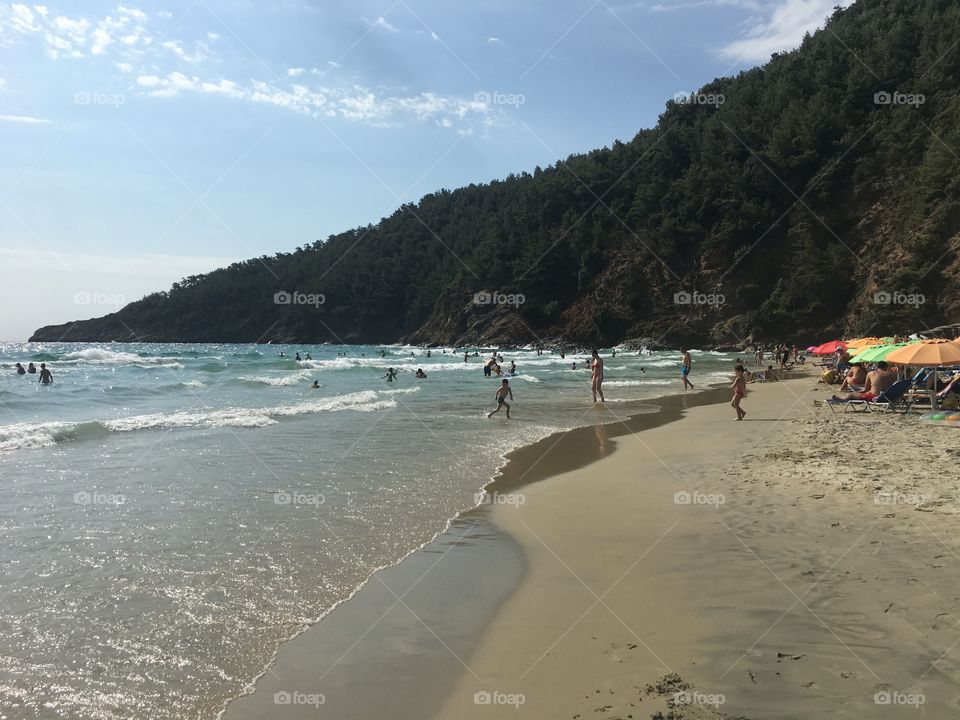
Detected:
left=874, top=91, right=891, bottom=105
left=274, top=291, right=292, bottom=305
left=274, top=492, right=292, bottom=505
left=474, top=691, right=491, bottom=704
left=673, top=491, right=692, bottom=505
left=873, top=291, right=891, bottom=305
left=273, top=691, right=291, bottom=705
left=673, top=291, right=692, bottom=305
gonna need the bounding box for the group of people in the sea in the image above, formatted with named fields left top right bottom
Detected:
left=13, top=362, right=53, bottom=384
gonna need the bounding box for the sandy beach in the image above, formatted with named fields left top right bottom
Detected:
left=225, top=370, right=960, bottom=719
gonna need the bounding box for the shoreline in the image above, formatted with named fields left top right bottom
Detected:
left=220, top=376, right=755, bottom=719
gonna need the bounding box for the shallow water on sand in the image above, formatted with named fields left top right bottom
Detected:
left=0, top=341, right=739, bottom=719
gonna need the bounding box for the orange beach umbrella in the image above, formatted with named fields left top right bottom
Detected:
left=885, top=340, right=960, bottom=367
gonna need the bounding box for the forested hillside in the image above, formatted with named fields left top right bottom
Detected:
left=31, top=0, right=960, bottom=347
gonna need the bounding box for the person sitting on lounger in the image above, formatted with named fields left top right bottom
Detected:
left=832, top=361, right=896, bottom=402
left=838, top=362, right=867, bottom=392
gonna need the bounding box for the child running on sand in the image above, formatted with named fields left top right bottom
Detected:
left=731, top=365, right=746, bottom=420
left=487, top=379, right=513, bottom=419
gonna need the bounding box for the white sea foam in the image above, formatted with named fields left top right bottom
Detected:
left=239, top=370, right=313, bottom=386
left=0, top=391, right=396, bottom=451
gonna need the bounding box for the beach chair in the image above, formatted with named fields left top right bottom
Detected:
left=822, top=380, right=911, bottom=414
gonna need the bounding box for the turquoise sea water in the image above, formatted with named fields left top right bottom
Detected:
left=0, top=341, right=740, bottom=719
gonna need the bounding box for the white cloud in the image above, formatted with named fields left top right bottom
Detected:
left=717, top=0, right=853, bottom=62
left=7, top=3, right=40, bottom=32
left=0, top=113, right=50, bottom=123
left=156, top=10, right=173, bottom=19
left=373, top=16, right=398, bottom=32
left=115, top=61, right=132, bottom=72
left=0, top=78, right=6, bottom=88
left=287, top=67, right=306, bottom=76
left=649, top=0, right=762, bottom=11
left=487, top=36, right=503, bottom=45
left=135, top=71, right=502, bottom=129
left=161, top=38, right=209, bottom=63
left=33, top=4, right=48, bottom=17
left=206, top=31, right=219, bottom=41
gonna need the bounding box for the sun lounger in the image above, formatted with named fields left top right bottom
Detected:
left=820, top=380, right=911, bottom=414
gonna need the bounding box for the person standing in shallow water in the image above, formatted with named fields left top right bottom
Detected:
left=681, top=349, right=694, bottom=389
left=590, top=348, right=605, bottom=403
left=38, top=363, right=53, bottom=385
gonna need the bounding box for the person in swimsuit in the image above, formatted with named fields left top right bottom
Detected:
left=27, top=362, right=36, bottom=374
left=382, top=367, right=398, bottom=382
left=731, top=365, right=746, bottom=420
left=415, top=368, right=427, bottom=378
left=309, top=380, right=320, bottom=389
left=38, top=363, right=53, bottom=385
left=591, top=348, right=605, bottom=402
left=681, top=349, right=694, bottom=389
left=832, top=361, right=896, bottom=402
left=15, top=363, right=26, bottom=375
left=487, top=379, right=513, bottom=419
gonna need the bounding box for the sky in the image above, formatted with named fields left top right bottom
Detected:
left=0, top=0, right=851, bottom=340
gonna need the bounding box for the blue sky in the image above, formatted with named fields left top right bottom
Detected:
left=0, top=0, right=849, bottom=340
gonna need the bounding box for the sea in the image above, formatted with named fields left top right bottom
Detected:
left=0, top=341, right=742, bottom=719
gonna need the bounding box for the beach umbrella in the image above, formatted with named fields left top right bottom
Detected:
left=845, top=337, right=883, bottom=350
left=885, top=341, right=960, bottom=367
left=848, top=343, right=906, bottom=363
left=813, top=340, right=847, bottom=355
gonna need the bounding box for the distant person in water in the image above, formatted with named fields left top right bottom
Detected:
left=487, top=379, right=513, bottom=419
left=509, top=361, right=516, bottom=374
left=27, top=362, right=36, bottom=374
left=295, top=352, right=302, bottom=361
left=38, top=363, right=53, bottom=385
left=383, top=368, right=398, bottom=382
left=309, top=380, right=320, bottom=389
left=681, top=349, right=694, bottom=389
left=305, top=353, right=312, bottom=361
left=415, top=368, right=427, bottom=378
left=464, top=352, right=469, bottom=362
left=426, top=350, right=431, bottom=358
left=560, top=350, right=565, bottom=359
left=571, top=362, right=577, bottom=370
left=591, top=348, right=605, bottom=403
left=15, top=363, right=26, bottom=375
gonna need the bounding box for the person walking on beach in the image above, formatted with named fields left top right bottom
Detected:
left=487, top=379, right=513, bottom=419
left=38, top=363, right=53, bottom=385
left=681, top=349, right=694, bottom=389
left=590, top=348, right=605, bottom=402
left=732, top=365, right=746, bottom=420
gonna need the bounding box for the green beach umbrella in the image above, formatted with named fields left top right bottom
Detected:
left=849, top=343, right=907, bottom=363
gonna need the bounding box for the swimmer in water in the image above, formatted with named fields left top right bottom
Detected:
left=309, top=380, right=320, bottom=389
left=415, top=368, right=427, bottom=379
left=383, top=368, right=398, bottom=382
left=38, top=363, right=53, bottom=385
left=27, top=362, right=37, bottom=374
left=295, top=352, right=302, bottom=362
left=15, top=363, right=26, bottom=375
